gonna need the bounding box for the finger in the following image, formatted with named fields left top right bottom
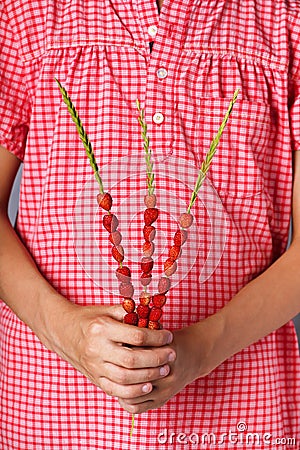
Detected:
left=102, top=304, right=125, bottom=322
left=117, top=323, right=173, bottom=348
left=102, top=361, right=171, bottom=385
left=96, top=315, right=173, bottom=348
left=113, top=344, right=176, bottom=370
left=98, top=376, right=153, bottom=399
left=118, top=397, right=154, bottom=415
left=122, top=325, right=173, bottom=348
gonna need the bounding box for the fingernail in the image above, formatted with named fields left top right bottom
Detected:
left=142, top=384, right=152, bottom=393
left=167, top=332, right=173, bottom=344
left=168, top=352, right=176, bottom=362
left=160, top=365, right=170, bottom=376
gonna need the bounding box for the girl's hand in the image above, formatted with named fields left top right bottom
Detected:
left=117, top=320, right=219, bottom=414
left=41, top=300, right=175, bottom=400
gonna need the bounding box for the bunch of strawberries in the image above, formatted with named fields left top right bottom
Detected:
left=55, top=78, right=238, bottom=332
left=97, top=190, right=194, bottom=329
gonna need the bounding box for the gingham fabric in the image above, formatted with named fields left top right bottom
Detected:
left=1, top=1, right=300, bottom=449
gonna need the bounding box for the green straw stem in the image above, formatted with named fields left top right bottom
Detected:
left=130, top=413, right=135, bottom=438
left=136, top=99, right=155, bottom=196
left=187, top=89, right=239, bottom=213
left=55, top=78, right=104, bottom=194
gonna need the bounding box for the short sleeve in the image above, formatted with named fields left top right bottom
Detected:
left=0, top=5, right=31, bottom=161
left=289, top=78, right=300, bottom=152
left=288, top=7, right=300, bottom=152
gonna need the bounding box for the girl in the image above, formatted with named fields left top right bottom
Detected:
left=0, top=1, right=299, bottom=448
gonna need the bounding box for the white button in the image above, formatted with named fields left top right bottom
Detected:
left=152, top=112, right=165, bottom=125
left=157, top=67, right=168, bottom=79
left=148, top=25, right=158, bottom=38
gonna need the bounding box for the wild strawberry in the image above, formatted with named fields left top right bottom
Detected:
left=138, top=318, right=149, bottom=328
left=141, top=272, right=152, bottom=286
left=174, top=229, right=188, bottom=246
left=137, top=304, right=150, bottom=319
left=148, top=320, right=160, bottom=330
left=109, top=230, right=122, bottom=245
left=97, top=192, right=113, bottom=211
left=152, top=294, right=167, bottom=308
left=141, top=256, right=154, bottom=273
left=122, top=298, right=135, bottom=313
left=124, top=312, right=138, bottom=326
left=164, top=258, right=177, bottom=276
left=144, top=194, right=157, bottom=208
left=103, top=214, right=119, bottom=233
left=112, top=245, right=124, bottom=263
left=119, top=282, right=134, bottom=298
left=139, top=292, right=152, bottom=306
left=158, top=276, right=171, bottom=294
left=179, top=212, right=194, bottom=229
left=149, top=306, right=163, bottom=322
left=143, top=225, right=156, bottom=242
left=144, top=208, right=159, bottom=225
left=169, top=245, right=181, bottom=260
left=116, top=266, right=131, bottom=283
left=143, top=241, right=155, bottom=257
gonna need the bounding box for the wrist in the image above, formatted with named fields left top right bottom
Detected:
left=191, top=312, right=227, bottom=378
left=32, top=288, right=78, bottom=354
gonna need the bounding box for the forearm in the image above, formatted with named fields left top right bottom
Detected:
left=0, top=213, right=175, bottom=400
left=0, top=211, right=74, bottom=344
left=199, top=238, right=300, bottom=375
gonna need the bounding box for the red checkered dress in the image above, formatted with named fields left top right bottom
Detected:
left=1, top=1, right=300, bottom=449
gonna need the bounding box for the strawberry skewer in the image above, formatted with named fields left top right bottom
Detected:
left=57, top=80, right=239, bottom=437
left=57, top=79, right=238, bottom=331
left=96, top=192, right=137, bottom=323
left=136, top=90, right=239, bottom=329
left=55, top=81, right=139, bottom=326
left=136, top=105, right=160, bottom=325
left=99, top=194, right=136, bottom=323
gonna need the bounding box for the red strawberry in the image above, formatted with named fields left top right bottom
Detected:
left=144, top=208, right=159, bottom=225
left=116, top=266, right=131, bottom=283
left=174, top=229, right=188, bottom=246
left=122, top=298, right=135, bottom=313
left=144, top=194, right=157, bottom=208
left=179, top=212, right=194, bottom=229
left=109, top=230, right=122, bottom=245
left=148, top=320, right=160, bottom=330
left=143, top=241, right=155, bottom=257
left=164, top=258, right=177, bottom=276
left=140, top=272, right=152, bottom=286
left=124, top=312, right=138, bottom=326
left=112, top=245, right=124, bottom=263
left=141, top=256, right=154, bottom=273
left=143, top=225, right=156, bottom=242
left=138, top=318, right=149, bottom=328
left=97, top=192, right=112, bottom=211
left=137, top=304, right=150, bottom=319
left=152, top=294, right=167, bottom=308
left=149, top=306, right=163, bottom=322
left=169, top=245, right=181, bottom=260
left=103, top=214, right=119, bottom=233
left=119, top=282, right=134, bottom=298
left=139, top=292, right=152, bottom=306
left=158, top=276, right=171, bottom=294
